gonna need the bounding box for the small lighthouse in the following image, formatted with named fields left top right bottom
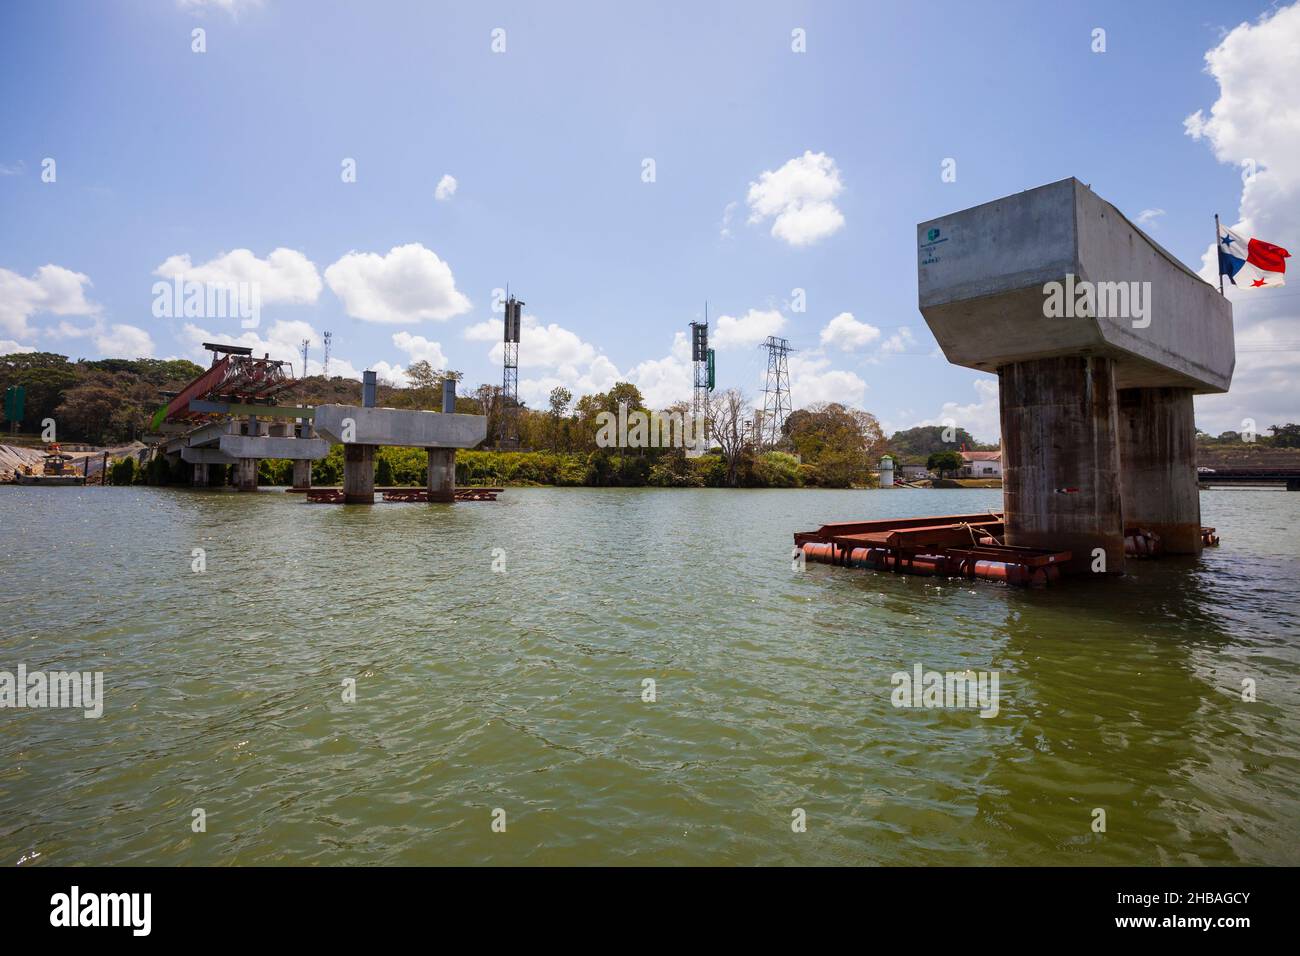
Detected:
left=879, top=455, right=895, bottom=488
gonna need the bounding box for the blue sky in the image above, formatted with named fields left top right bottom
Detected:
left=2, top=0, right=1295, bottom=441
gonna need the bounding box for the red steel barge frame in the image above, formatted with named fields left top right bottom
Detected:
left=298, top=486, right=502, bottom=503
left=794, top=512, right=1069, bottom=587
left=795, top=512, right=1222, bottom=587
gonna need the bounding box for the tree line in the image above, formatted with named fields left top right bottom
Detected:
left=3, top=351, right=1003, bottom=488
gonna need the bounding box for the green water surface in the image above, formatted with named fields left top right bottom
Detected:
left=1, top=485, right=1296, bottom=865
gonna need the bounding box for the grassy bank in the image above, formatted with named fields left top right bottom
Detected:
left=105, top=446, right=882, bottom=489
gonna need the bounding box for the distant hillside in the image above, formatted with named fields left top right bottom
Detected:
left=1197, top=425, right=1300, bottom=468
left=1196, top=443, right=1300, bottom=469
left=1, top=352, right=205, bottom=446
left=886, top=424, right=998, bottom=464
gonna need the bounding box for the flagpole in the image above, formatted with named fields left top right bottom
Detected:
left=1215, top=213, right=1224, bottom=295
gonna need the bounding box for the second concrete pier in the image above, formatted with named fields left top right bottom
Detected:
left=999, top=356, right=1125, bottom=573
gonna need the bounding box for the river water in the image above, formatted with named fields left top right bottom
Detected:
left=1, top=485, right=1296, bottom=866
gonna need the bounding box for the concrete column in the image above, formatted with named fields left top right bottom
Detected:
left=343, top=444, right=375, bottom=503
left=235, top=458, right=258, bottom=492
left=426, top=447, right=456, bottom=503
left=291, top=459, right=313, bottom=490
left=191, top=462, right=209, bottom=487
left=999, top=356, right=1124, bottom=574
left=1117, top=387, right=1201, bottom=554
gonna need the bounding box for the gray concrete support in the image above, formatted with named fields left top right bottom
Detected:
left=427, top=448, right=456, bottom=503
left=191, top=462, right=209, bottom=487
left=343, top=444, right=375, bottom=504
left=235, top=457, right=258, bottom=492
left=292, top=458, right=313, bottom=490
left=1118, top=387, right=1202, bottom=554
left=999, top=356, right=1125, bottom=574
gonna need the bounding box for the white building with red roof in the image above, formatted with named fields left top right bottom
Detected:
left=959, top=450, right=1002, bottom=478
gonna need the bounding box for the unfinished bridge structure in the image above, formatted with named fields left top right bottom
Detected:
left=916, top=177, right=1233, bottom=574
left=796, top=178, right=1233, bottom=584
left=157, top=347, right=488, bottom=503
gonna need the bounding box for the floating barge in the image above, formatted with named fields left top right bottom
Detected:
left=296, top=486, right=502, bottom=504
left=13, top=447, right=86, bottom=486
left=795, top=512, right=1222, bottom=587
left=795, top=512, right=1068, bottom=587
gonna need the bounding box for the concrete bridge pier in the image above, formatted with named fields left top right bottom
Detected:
left=191, top=462, right=209, bottom=487
left=427, top=448, right=456, bottom=503
left=999, top=356, right=1125, bottom=575
left=918, top=178, right=1236, bottom=577
left=234, top=457, right=258, bottom=492
left=291, top=459, right=313, bottom=490
left=1118, top=387, right=1202, bottom=554
left=343, top=444, right=375, bottom=503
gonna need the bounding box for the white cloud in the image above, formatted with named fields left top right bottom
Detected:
left=719, top=201, right=738, bottom=239
left=1136, top=208, right=1166, bottom=227
left=391, top=331, right=447, bottom=368
left=94, top=323, right=155, bottom=358
left=712, top=308, right=785, bottom=350
left=1, top=339, right=36, bottom=354
left=1184, top=3, right=1300, bottom=433
left=178, top=319, right=391, bottom=382
left=434, top=174, right=458, bottom=201
left=45, top=320, right=94, bottom=340
left=625, top=331, right=695, bottom=408
left=0, top=264, right=99, bottom=338
left=819, top=312, right=881, bottom=351
left=517, top=355, right=622, bottom=408
left=746, top=151, right=846, bottom=246
left=880, top=327, right=917, bottom=354
left=464, top=311, right=622, bottom=407
left=0, top=161, right=24, bottom=176
left=154, top=247, right=322, bottom=305
left=177, top=0, right=263, bottom=15
left=324, top=243, right=470, bottom=324
left=786, top=351, right=868, bottom=408
left=915, top=377, right=1001, bottom=446
left=465, top=313, right=597, bottom=370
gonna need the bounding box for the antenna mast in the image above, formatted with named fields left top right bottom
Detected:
left=500, top=292, right=523, bottom=448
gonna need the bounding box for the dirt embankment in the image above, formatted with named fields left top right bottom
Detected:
left=1196, top=445, right=1300, bottom=469
left=0, top=444, right=43, bottom=478
left=0, top=443, right=147, bottom=481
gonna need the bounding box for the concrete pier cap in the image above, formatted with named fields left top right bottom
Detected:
left=313, top=405, right=488, bottom=449
left=313, top=403, right=488, bottom=504
left=917, top=178, right=1235, bottom=572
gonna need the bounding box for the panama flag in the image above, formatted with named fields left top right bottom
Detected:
left=1218, top=223, right=1290, bottom=288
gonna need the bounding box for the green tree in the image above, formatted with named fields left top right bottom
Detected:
left=888, top=424, right=991, bottom=459
left=548, top=386, right=572, bottom=451
left=927, top=450, right=964, bottom=477
left=753, top=451, right=801, bottom=487
left=1268, top=424, right=1300, bottom=448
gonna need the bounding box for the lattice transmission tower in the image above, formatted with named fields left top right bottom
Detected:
left=322, top=331, right=333, bottom=378
left=500, top=293, right=523, bottom=448
left=759, top=335, right=795, bottom=448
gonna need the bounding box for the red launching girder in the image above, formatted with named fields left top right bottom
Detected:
left=162, top=354, right=297, bottom=423
left=163, top=356, right=232, bottom=423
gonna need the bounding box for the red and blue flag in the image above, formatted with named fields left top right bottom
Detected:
left=1219, top=223, right=1290, bottom=288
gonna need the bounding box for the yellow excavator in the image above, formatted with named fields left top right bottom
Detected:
left=16, top=443, right=86, bottom=486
